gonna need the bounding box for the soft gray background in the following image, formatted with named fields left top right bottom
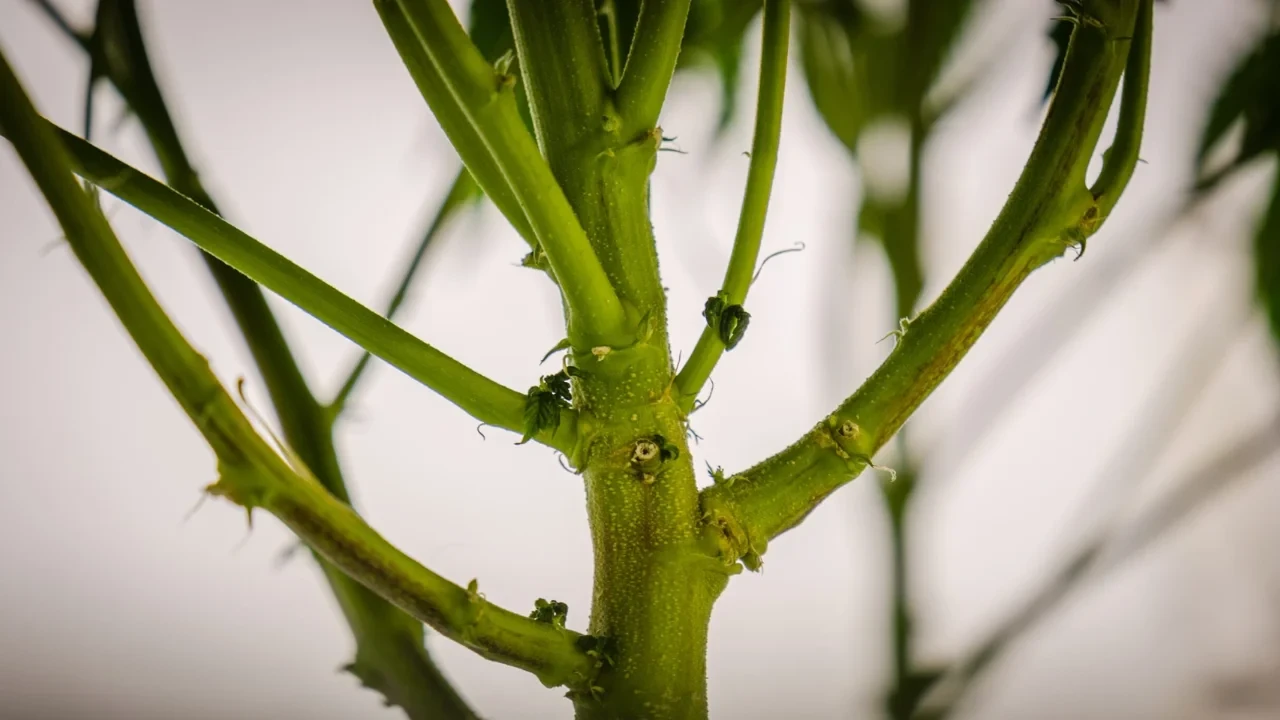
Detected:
left=2, top=0, right=1279, bottom=718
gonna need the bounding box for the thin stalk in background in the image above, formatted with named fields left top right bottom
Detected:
left=330, top=167, right=480, bottom=416
left=917, top=408, right=1280, bottom=719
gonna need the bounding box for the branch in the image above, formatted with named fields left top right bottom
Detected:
left=942, top=189, right=1215, bottom=471
left=10, top=123, right=574, bottom=453
left=0, top=48, right=595, bottom=689
left=916, top=409, right=1280, bottom=719
left=377, top=0, right=630, bottom=348
left=330, top=167, right=479, bottom=416
left=39, top=2, right=481, bottom=714
left=614, top=0, right=693, bottom=137
left=674, top=0, right=791, bottom=411
left=1089, top=0, right=1153, bottom=218
left=377, top=0, right=535, bottom=247
left=698, top=0, right=1151, bottom=565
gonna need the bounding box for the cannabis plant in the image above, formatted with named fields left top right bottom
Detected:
left=21, top=0, right=1274, bottom=718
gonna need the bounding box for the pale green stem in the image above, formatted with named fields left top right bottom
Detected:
left=377, top=0, right=536, bottom=247
left=674, top=0, right=791, bottom=411
left=11, top=124, right=575, bottom=453
left=506, top=0, right=610, bottom=162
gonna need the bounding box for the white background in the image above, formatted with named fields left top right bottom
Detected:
left=2, top=0, right=1279, bottom=718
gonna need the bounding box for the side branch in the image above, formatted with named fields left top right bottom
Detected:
left=330, top=168, right=480, bottom=415
left=379, top=0, right=630, bottom=347
left=16, top=124, right=573, bottom=453
left=614, top=0, right=693, bottom=137
left=377, top=0, right=536, bottom=246
left=674, top=0, right=791, bottom=411
left=699, top=0, right=1151, bottom=564
left=0, top=51, right=594, bottom=688
left=37, top=2, right=479, bottom=714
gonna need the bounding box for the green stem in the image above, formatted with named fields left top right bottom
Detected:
left=597, top=0, right=624, bottom=86
left=879, top=460, right=922, bottom=720
left=880, top=119, right=926, bottom=320
left=1090, top=0, right=1152, bottom=218
left=614, top=0, right=693, bottom=137
left=699, top=0, right=1145, bottom=563
left=18, top=125, right=573, bottom=452
left=570, top=346, right=730, bottom=720
left=330, top=167, right=479, bottom=416
left=0, top=49, right=594, bottom=689
left=504, top=0, right=669, bottom=341
left=384, top=0, right=630, bottom=347
left=378, top=0, right=536, bottom=246
left=485, top=4, right=737, bottom=713
left=506, top=0, right=610, bottom=163
left=673, top=0, right=791, bottom=411
left=51, top=2, right=481, bottom=714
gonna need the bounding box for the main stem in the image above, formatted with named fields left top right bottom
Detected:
left=562, top=129, right=727, bottom=720
left=563, top=92, right=725, bottom=720
left=506, top=4, right=727, bottom=714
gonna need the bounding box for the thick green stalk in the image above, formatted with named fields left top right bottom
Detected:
left=502, top=1, right=742, bottom=717
left=0, top=48, right=593, bottom=690
left=506, top=0, right=610, bottom=163
left=384, top=0, right=630, bottom=347
left=569, top=346, right=731, bottom=720
left=614, top=0, right=693, bottom=137
left=674, top=0, right=791, bottom=411
left=700, top=0, right=1148, bottom=564
left=11, top=126, right=576, bottom=453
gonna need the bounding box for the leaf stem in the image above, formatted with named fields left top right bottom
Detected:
left=20, top=125, right=574, bottom=453
left=674, top=0, right=791, bottom=411
left=28, top=0, right=90, bottom=49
